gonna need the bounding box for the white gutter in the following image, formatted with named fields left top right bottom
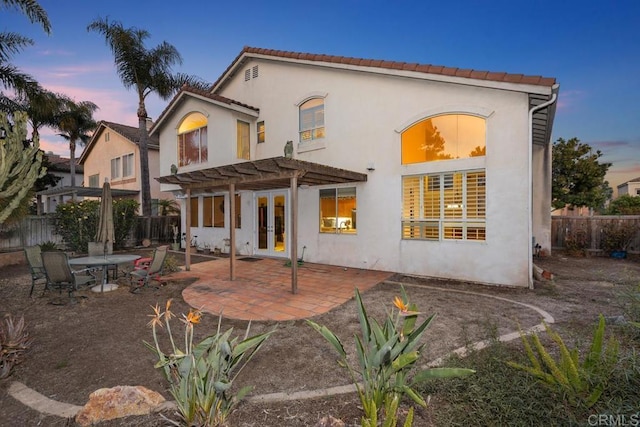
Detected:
left=527, top=85, right=559, bottom=289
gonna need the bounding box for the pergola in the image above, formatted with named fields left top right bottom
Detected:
left=157, top=156, right=368, bottom=294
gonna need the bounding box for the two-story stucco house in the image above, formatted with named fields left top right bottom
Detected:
left=79, top=120, right=162, bottom=213
left=152, top=47, right=559, bottom=288
left=617, top=177, right=640, bottom=198
left=36, top=153, right=84, bottom=214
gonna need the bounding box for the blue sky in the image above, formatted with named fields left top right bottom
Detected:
left=4, top=0, right=640, bottom=192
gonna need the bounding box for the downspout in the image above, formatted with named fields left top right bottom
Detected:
left=528, top=85, right=558, bottom=289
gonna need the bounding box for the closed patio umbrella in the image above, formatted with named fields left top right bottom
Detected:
left=95, top=179, right=115, bottom=255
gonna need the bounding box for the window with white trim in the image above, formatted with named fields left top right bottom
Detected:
left=237, top=120, right=250, bottom=160
left=299, top=98, right=325, bottom=142
left=110, top=157, right=121, bottom=179
left=122, top=153, right=134, bottom=177
left=402, top=170, right=485, bottom=241
left=320, top=187, right=356, bottom=234
left=257, top=121, right=265, bottom=143
left=178, top=113, right=208, bottom=166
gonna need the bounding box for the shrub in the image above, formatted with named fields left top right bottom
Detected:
left=38, top=241, right=58, bottom=252
left=146, top=300, right=274, bottom=427
left=54, top=199, right=139, bottom=252
left=307, top=287, right=474, bottom=427
left=508, top=314, right=619, bottom=410
left=564, top=228, right=589, bottom=256
left=113, top=199, right=139, bottom=249
left=0, top=315, right=33, bottom=379
left=600, top=221, right=638, bottom=253
left=54, top=200, right=100, bottom=253
left=162, top=255, right=181, bottom=274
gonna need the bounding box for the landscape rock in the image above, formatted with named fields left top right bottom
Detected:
left=75, top=385, right=165, bottom=426
left=315, top=415, right=346, bottom=427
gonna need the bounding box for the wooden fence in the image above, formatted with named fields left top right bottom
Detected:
left=0, top=215, right=179, bottom=252
left=551, top=215, right=640, bottom=254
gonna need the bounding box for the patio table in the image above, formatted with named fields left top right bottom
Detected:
left=69, top=254, right=141, bottom=293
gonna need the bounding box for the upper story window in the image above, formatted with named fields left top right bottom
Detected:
left=111, top=157, right=121, bottom=179
left=299, top=98, right=325, bottom=142
left=178, top=112, right=208, bottom=167
left=122, top=153, right=134, bottom=177
left=110, top=153, right=135, bottom=180
left=401, top=114, right=485, bottom=165
left=257, top=121, right=265, bottom=143
left=237, top=120, right=250, bottom=160
left=105, top=132, right=110, bottom=142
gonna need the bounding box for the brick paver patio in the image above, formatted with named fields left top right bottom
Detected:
left=173, top=257, right=391, bottom=321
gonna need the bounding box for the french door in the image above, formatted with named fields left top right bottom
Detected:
left=255, top=190, right=288, bottom=257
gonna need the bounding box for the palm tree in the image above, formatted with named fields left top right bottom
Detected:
left=56, top=99, right=98, bottom=189
left=87, top=17, right=208, bottom=217
left=3, top=85, right=65, bottom=141
left=0, top=0, right=51, bottom=99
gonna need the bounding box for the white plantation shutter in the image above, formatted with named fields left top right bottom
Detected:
left=402, top=170, right=485, bottom=241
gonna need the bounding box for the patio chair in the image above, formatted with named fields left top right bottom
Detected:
left=41, top=251, right=97, bottom=297
left=128, top=246, right=168, bottom=292
left=24, top=245, right=46, bottom=297
left=88, top=241, right=117, bottom=280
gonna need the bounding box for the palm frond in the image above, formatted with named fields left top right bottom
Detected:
left=1, top=0, right=51, bottom=33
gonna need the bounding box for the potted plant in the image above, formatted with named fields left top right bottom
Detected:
left=182, top=233, right=198, bottom=254
left=601, top=222, right=638, bottom=259
left=170, top=224, right=180, bottom=251
left=202, top=243, right=211, bottom=255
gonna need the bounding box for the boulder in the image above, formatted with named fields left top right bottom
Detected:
left=75, top=385, right=165, bottom=426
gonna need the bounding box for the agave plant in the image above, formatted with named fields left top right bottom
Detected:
left=0, top=314, right=33, bottom=379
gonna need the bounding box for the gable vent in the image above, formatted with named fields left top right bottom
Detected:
left=252, top=65, right=259, bottom=78
left=244, top=69, right=251, bottom=81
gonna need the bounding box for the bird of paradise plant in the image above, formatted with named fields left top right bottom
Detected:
left=307, top=287, right=474, bottom=427
left=145, top=299, right=274, bottom=426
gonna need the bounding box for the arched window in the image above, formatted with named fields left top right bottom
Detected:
left=401, top=114, right=485, bottom=165
left=299, top=98, right=325, bottom=142
left=178, top=112, right=208, bottom=166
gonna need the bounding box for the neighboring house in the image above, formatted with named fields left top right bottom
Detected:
left=37, top=153, right=84, bottom=214
left=79, top=120, right=162, bottom=213
left=551, top=206, right=592, bottom=217
left=617, top=177, right=640, bottom=197
left=152, top=47, right=559, bottom=288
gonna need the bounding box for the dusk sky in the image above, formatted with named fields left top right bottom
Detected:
left=4, top=0, right=639, bottom=193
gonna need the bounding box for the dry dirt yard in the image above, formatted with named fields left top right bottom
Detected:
left=0, top=250, right=638, bottom=426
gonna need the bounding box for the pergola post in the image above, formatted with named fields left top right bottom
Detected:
left=185, top=188, right=191, bottom=271
left=229, top=183, right=236, bottom=281
left=290, top=175, right=298, bottom=294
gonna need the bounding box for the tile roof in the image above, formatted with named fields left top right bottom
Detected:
left=150, top=85, right=259, bottom=135
left=212, top=46, right=557, bottom=91
left=44, top=153, right=83, bottom=173
left=100, top=121, right=159, bottom=146
left=617, top=177, right=640, bottom=187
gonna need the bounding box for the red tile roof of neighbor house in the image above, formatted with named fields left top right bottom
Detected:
left=211, top=46, right=557, bottom=91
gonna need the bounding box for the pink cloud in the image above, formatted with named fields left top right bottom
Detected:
left=556, top=89, right=585, bottom=111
